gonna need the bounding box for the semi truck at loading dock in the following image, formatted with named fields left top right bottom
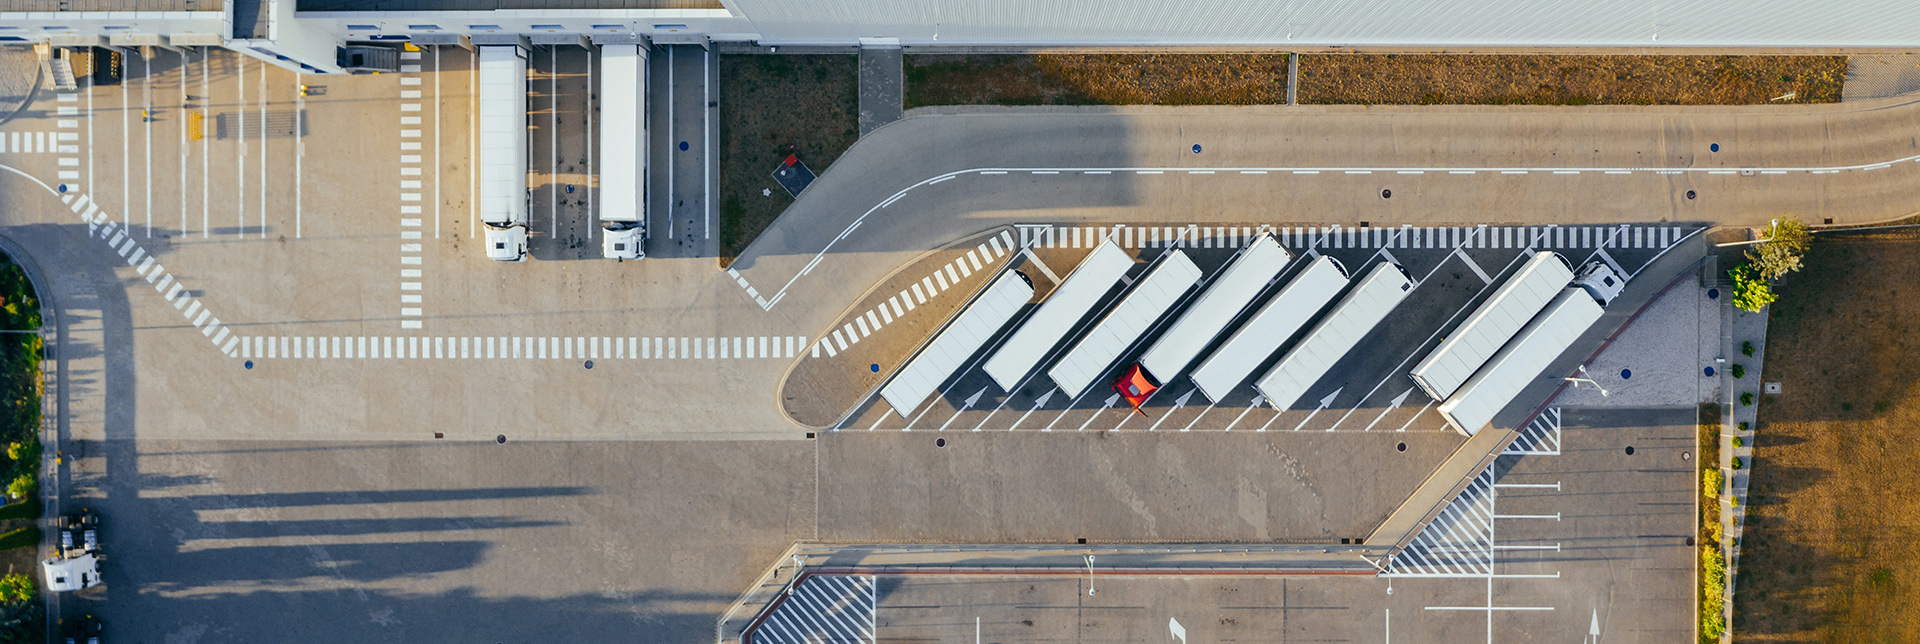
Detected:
left=599, top=44, right=648, bottom=260
left=1437, top=261, right=1626, bottom=436
left=478, top=45, right=530, bottom=262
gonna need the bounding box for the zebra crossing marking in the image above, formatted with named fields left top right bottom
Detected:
left=812, top=230, right=1015, bottom=359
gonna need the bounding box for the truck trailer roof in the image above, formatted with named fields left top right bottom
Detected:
left=1048, top=249, right=1201, bottom=398
left=1254, top=261, right=1413, bottom=412
left=1138, top=234, right=1291, bottom=385
left=880, top=270, right=1035, bottom=418
left=1437, top=287, right=1605, bottom=436
left=1409, top=251, right=1574, bottom=401
left=982, top=240, right=1134, bottom=392
left=1188, top=255, right=1349, bottom=403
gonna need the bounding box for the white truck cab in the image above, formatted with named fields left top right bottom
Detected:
left=602, top=224, right=644, bottom=260
left=1572, top=261, right=1626, bottom=305
left=42, top=553, right=99, bottom=593
left=485, top=224, right=529, bottom=262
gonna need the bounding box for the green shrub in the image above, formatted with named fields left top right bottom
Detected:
left=1738, top=421, right=1750, bottom=431
left=1740, top=392, right=1755, bottom=406
left=1703, top=469, right=1722, bottom=499
left=1730, top=364, right=1746, bottom=379
left=1701, top=522, right=1728, bottom=642
left=0, top=525, right=38, bottom=551
left=1732, top=436, right=1744, bottom=448
left=1742, top=341, right=1755, bottom=357
left=1732, top=457, right=1744, bottom=470
left=0, top=575, right=30, bottom=604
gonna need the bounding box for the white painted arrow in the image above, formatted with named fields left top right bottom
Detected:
left=1006, top=388, right=1055, bottom=431
left=1148, top=389, right=1195, bottom=431
left=938, top=387, right=989, bottom=431
left=1077, top=393, right=1122, bottom=431
left=1590, top=608, right=1600, bottom=643
left=1225, top=395, right=1265, bottom=431
left=1360, top=388, right=1416, bottom=433
left=1285, top=387, right=1342, bottom=432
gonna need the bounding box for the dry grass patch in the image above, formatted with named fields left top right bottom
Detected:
left=1300, top=54, right=1845, bottom=105
left=1733, top=229, right=1920, bottom=642
left=718, top=54, right=859, bottom=265
left=904, top=54, right=1290, bottom=108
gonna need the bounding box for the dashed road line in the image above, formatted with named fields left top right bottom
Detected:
left=237, top=334, right=809, bottom=361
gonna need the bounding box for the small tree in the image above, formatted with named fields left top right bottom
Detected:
left=1748, top=216, right=1812, bottom=281
left=1730, top=263, right=1776, bottom=312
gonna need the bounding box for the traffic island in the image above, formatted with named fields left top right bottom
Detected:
left=779, top=227, right=1021, bottom=428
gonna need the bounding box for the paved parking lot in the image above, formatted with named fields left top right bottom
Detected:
left=831, top=221, right=1696, bottom=434
left=749, top=406, right=1695, bottom=644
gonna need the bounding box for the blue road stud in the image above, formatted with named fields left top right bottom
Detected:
left=870, top=363, right=880, bottom=373
left=1708, top=288, right=1719, bottom=299
left=1620, top=369, right=1633, bottom=379
left=1710, top=143, right=1720, bottom=152
left=1705, top=366, right=1716, bottom=377
left=1192, top=144, right=1202, bottom=153
left=679, top=141, right=690, bottom=151
left=244, top=360, right=253, bottom=369
left=585, top=360, right=594, bottom=369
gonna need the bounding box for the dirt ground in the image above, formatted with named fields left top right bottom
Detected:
left=904, top=54, right=1291, bottom=108
left=1300, top=54, right=1845, bottom=105
left=718, top=54, right=859, bottom=264
left=901, top=54, right=1846, bottom=108
left=1733, top=229, right=1920, bottom=642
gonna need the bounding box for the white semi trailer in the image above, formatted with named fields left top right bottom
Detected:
left=479, top=45, right=530, bottom=262
left=1136, top=234, right=1292, bottom=387
left=1188, top=255, right=1350, bottom=402
left=1254, top=261, right=1414, bottom=411
left=1409, top=251, right=1575, bottom=401
left=1047, top=249, right=1202, bottom=399
left=599, top=44, right=647, bottom=260
left=1437, top=262, right=1625, bottom=436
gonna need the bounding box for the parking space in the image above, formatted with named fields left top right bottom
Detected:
left=832, top=222, right=1699, bottom=434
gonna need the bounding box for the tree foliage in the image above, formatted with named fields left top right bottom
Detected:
left=1730, top=263, right=1777, bottom=312
left=1747, top=216, right=1812, bottom=281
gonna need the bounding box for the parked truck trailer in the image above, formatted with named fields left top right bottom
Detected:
left=478, top=45, right=530, bottom=262
left=599, top=44, right=647, bottom=260
left=1436, top=262, right=1625, bottom=436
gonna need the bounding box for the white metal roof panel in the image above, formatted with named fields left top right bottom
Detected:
left=478, top=45, right=528, bottom=226
left=1139, top=234, right=1291, bottom=384
left=1188, top=255, right=1348, bottom=403
left=880, top=270, right=1035, bottom=417
left=598, top=44, right=644, bottom=224
left=1438, top=288, right=1604, bottom=436
left=1409, top=252, right=1573, bottom=401
left=1048, top=250, right=1202, bottom=398
left=1255, top=262, right=1413, bottom=411
left=982, top=240, right=1134, bottom=392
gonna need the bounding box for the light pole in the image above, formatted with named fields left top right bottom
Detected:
left=1085, top=554, right=1096, bottom=596
left=1565, top=365, right=1610, bottom=397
